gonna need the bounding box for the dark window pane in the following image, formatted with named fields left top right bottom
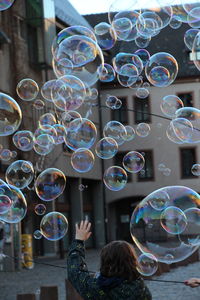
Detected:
left=134, top=96, right=151, bottom=123
left=180, top=148, right=196, bottom=178
left=111, top=97, right=128, bottom=124
left=137, top=150, right=154, bottom=181
left=177, top=92, right=193, bottom=107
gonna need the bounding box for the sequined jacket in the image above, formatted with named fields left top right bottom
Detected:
left=67, top=240, right=152, bottom=300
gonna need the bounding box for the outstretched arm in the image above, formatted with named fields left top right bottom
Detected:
left=184, top=278, right=200, bottom=288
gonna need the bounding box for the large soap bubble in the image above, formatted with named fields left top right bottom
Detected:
left=0, top=93, right=22, bottom=136
left=0, top=0, right=15, bottom=11
left=35, top=168, right=66, bottom=201
left=103, top=166, right=127, bottom=191
left=145, top=52, right=178, bottom=87
left=5, top=160, right=34, bottom=189
left=0, top=183, right=27, bottom=223
left=40, top=212, right=68, bottom=241
left=130, top=186, right=200, bottom=264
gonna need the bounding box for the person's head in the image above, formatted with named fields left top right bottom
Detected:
left=100, top=240, right=139, bottom=281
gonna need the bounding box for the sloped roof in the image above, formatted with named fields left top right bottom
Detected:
left=55, top=0, right=91, bottom=28
left=85, top=13, right=200, bottom=78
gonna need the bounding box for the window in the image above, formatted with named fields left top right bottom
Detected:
left=177, top=92, right=193, bottom=107
left=114, top=152, right=132, bottom=182
left=134, top=96, right=151, bottom=124
left=111, top=97, right=128, bottom=124
left=26, top=0, right=44, bottom=65
left=180, top=148, right=196, bottom=178
left=137, top=150, right=154, bottom=181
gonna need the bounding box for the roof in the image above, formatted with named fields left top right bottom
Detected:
left=55, top=0, right=92, bottom=28
left=85, top=13, right=200, bottom=79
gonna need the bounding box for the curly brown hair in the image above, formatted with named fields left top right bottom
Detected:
left=100, top=240, right=140, bottom=281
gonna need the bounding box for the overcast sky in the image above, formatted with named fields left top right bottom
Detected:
left=68, top=0, right=196, bottom=15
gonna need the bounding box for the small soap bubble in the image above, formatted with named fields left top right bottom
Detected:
left=33, top=230, right=43, bottom=240
left=137, top=253, right=158, bottom=276
left=71, top=148, right=94, bottom=173
left=103, top=166, right=127, bottom=191
left=191, top=164, right=200, bottom=176
left=136, top=123, right=151, bottom=137
left=160, top=206, right=187, bottom=235
left=34, top=204, right=46, bottom=216
left=123, top=151, right=145, bottom=174
left=33, top=99, right=45, bottom=110
left=95, top=137, right=118, bottom=159
left=16, top=78, right=39, bottom=101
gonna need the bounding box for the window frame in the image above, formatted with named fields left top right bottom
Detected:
left=176, top=91, right=194, bottom=107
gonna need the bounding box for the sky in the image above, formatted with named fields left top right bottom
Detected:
left=68, top=0, right=199, bottom=15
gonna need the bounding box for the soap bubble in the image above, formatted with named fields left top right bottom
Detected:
left=53, top=124, right=65, bottom=144
left=35, top=168, right=66, bottom=201
left=166, top=123, right=184, bottom=144
left=16, top=78, right=39, bottom=101
left=184, top=29, right=199, bottom=50
left=0, top=184, right=27, bottom=223
left=33, top=230, right=43, bottom=240
left=5, top=160, right=34, bottom=189
left=149, top=190, right=170, bottom=211
left=136, top=87, right=149, bottom=99
left=171, top=118, right=193, bottom=143
left=160, top=95, right=184, bottom=118
left=191, top=164, right=200, bottom=176
left=135, top=35, right=151, bottom=48
left=61, top=110, right=82, bottom=129
left=105, top=95, right=122, bottom=109
left=98, top=64, right=115, bottom=82
left=162, top=168, right=171, bottom=176
left=0, top=195, right=12, bottom=214
left=180, top=208, right=200, bottom=246
left=34, top=204, right=46, bottom=216
left=94, top=22, right=117, bottom=50
left=51, top=75, right=86, bottom=111
left=103, top=166, right=127, bottom=191
left=39, top=113, right=57, bottom=128
left=113, top=53, right=143, bottom=76
left=175, top=107, right=200, bottom=143
left=103, top=121, right=127, bottom=146
left=123, top=151, right=145, bottom=173
left=40, top=212, right=68, bottom=241
left=13, top=130, right=34, bottom=151
left=33, top=134, right=55, bottom=156
left=71, top=148, right=94, bottom=173
left=33, top=99, right=45, bottom=110
left=95, top=137, right=118, bottom=159
left=136, top=123, right=151, bottom=137
left=145, top=52, right=178, bottom=87
left=169, top=16, right=182, bottom=29
left=158, top=163, right=166, bottom=172
left=0, top=93, right=22, bottom=136
left=122, top=126, right=135, bottom=141
left=52, top=57, right=74, bottom=78
left=64, top=118, right=97, bottom=150
left=160, top=206, right=187, bottom=235
left=41, top=80, right=57, bottom=102
left=135, top=49, right=150, bottom=66
left=137, top=253, right=158, bottom=276
left=0, top=0, right=15, bottom=11
left=0, top=149, right=12, bottom=161
left=130, top=186, right=200, bottom=264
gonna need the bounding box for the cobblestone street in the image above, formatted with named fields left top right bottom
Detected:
left=0, top=249, right=200, bottom=300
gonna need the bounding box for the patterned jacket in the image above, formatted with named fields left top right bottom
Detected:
left=67, top=239, right=152, bottom=300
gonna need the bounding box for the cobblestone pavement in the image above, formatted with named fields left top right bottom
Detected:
left=0, top=249, right=200, bottom=300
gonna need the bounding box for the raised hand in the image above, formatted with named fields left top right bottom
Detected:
left=75, top=220, right=92, bottom=241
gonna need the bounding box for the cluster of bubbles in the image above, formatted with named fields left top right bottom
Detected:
left=2, top=1, right=200, bottom=273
